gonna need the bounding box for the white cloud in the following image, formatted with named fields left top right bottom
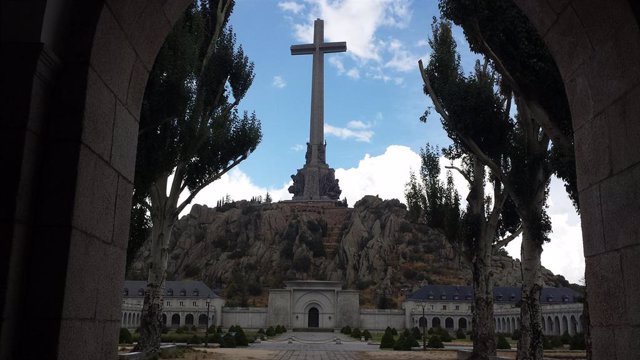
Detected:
left=346, top=120, right=369, bottom=129
left=291, top=144, right=306, bottom=151
left=346, top=68, right=360, bottom=79
left=278, top=1, right=304, bottom=14
left=272, top=75, right=287, bottom=89
left=290, top=0, right=413, bottom=62
left=384, top=38, right=418, bottom=72
left=178, top=168, right=292, bottom=216
left=325, top=121, right=374, bottom=142
left=335, top=145, right=421, bottom=203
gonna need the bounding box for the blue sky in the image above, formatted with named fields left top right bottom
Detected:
left=181, top=0, right=585, bottom=283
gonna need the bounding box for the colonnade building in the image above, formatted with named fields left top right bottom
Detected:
left=404, top=285, right=585, bottom=336
left=121, top=280, right=224, bottom=330
left=122, top=281, right=583, bottom=336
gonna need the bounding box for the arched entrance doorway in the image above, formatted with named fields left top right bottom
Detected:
left=308, top=307, right=319, bottom=328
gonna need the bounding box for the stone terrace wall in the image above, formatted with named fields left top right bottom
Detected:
left=222, top=307, right=267, bottom=330
left=359, top=309, right=405, bottom=331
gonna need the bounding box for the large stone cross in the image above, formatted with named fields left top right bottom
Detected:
left=291, top=19, right=346, bottom=165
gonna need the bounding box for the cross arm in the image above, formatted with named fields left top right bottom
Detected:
left=291, top=44, right=315, bottom=55
left=319, top=42, right=346, bottom=53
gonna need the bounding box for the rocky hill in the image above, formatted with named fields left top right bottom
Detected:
left=129, top=196, right=571, bottom=307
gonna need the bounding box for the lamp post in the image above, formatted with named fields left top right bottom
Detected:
left=420, top=302, right=427, bottom=350
left=204, top=295, right=211, bottom=348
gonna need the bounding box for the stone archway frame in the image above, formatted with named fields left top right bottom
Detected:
left=292, top=291, right=335, bottom=329
left=509, top=1, right=640, bottom=357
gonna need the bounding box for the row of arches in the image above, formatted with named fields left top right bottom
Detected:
left=495, top=314, right=584, bottom=335
left=122, top=312, right=141, bottom=327
left=121, top=312, right=213, bottom=328
left=495, top=316, right=519, bottom=333
left=415, top=316, right=469, bottom=330
left=542, top=314, right=583, bottom=336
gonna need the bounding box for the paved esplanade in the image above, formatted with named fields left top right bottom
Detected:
left=252, top=331, right=377, bottom=360
left=288, top=19, right=344, bottom=201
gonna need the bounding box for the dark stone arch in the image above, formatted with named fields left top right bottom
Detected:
left=162, top=313, right=168, bottom=325
left=171, top=314, right=181, bottom=327
left=554, top=316, right=561, bottom=335
left=419, top=316, right=427, bottom=328
left=458, top=317, right=467, bottom=329
left=432, top=317, right=441, bottom=328
left=510, top=1, right=640, bottom=356
left=185, top=313, right=194, bottom=326
left=445, top=317, right=454, bottom=329
left=2, top=1, right=640, bottom=359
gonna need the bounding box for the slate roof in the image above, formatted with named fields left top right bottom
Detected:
left=406, top=285, right=582, bottom=304
left=123, top=280, right=218, bottom=298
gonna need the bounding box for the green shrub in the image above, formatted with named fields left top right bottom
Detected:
left=228, top=325, right=237, bottom=333
left=455, top=328, right=466, bottom=339
left=234, top=326, right=249, bottom=346
left=570, top=333, right=586, bottom=350
left=211, top=332, right=222, bottom=344
left=342, top=325, right=352, bottom=335
left=380, top=330, right=395, bottom=349
left=427, top=335, right=444, bottom=348
left=561, top=331, right=572, bottom=345
left=190, top=325, right=197, bottom=332
left=216, top=326, right=223, bottom=333
left=496, top=335, right=511, bottom=349
left=351, top=328, right=361, bottom=339
left=511, top=329, right=521, bottom=340
left=362, top=330, right=372, bottom=340
left=119, top=328, right=133, bottom=344
left=221, top=332, right=236, bottom=348
left=543, top=335, right=563, bottom=349
left=266, top=326, right=276, bottom=337
left=393, top=332, right=409, bottom=350
left=411, top=327, right=421, bottom=340
left=257, top=328, right=265, bottom=334
left=430, top=327, right=452, bottom=342
left=187, top=335, right=202, bottom=344
left=391, top=327, right=398, bottom=336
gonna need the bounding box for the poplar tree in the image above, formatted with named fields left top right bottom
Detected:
left=131, top=1, right=262, bottom=357
left=420, top=19, right=545, bottom=359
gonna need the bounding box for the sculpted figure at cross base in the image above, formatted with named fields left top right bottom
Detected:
left=287, top=18, right=345, bottom=201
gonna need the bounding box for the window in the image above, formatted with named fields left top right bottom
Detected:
left=192, top=289, right=199, bottom=297
left=193, top=301, right=197, bottom=307
left=440, top=295, right=447, bottom=300
left=428, top=295, right=434, bottom=299
left=166, top=301, right=171, bottom=306
left=453, top=295, right=459, bottom=300
left=442, top=305, right=447, bottom=310
left=180, top=301, right=184, bottom=307
left=496, top=294, right=503, bottom=301
left=167, top=289, right=173, bottom=296
left=455, top=305, right=460, bottom=310
left=123, top=289, right=128, bottom=296
left=547, top=296, right=553, bottom=302
left=430, top=305, right=434, bottom=310
left=180, top=289, right=186, bottom=296
left=465, top=295, right=472, bottom=300
left=137, top=289, right=144, bottom=296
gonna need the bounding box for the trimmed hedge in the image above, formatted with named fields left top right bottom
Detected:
left=496, top=335, right=511, bottom=349
left=119, top=328, right=133, bottom=344
left=427, top=335, right=444, bottom=348
left=380, top=328, right=395, bottom=349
